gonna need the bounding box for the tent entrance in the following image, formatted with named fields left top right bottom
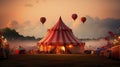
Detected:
left=38, top=45, right=72, bottom=54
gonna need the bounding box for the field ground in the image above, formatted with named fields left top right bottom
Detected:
left=0, top=54, right=120, bottom=67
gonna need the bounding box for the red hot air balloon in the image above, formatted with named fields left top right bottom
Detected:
left=81, top=17, right=86, bottom=23
left=40, top=17, right=46, bottom=24
left=72, top=13, right=78, bottom=21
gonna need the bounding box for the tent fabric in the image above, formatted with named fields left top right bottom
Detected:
left=38, top=17, right=83, bottom=45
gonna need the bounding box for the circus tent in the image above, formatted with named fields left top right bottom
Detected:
left=37, top=17, right=85, bottom=54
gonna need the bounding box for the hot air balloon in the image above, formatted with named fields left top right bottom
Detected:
left=81, top=17, right=86, bottom=23
left=72, top=13, right=78, bottom=21
left=40, top=17, right=46, bottom=24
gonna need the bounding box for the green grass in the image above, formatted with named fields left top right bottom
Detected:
left=0, top=54, right=120, bottom=67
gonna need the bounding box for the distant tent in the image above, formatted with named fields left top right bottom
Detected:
left=37, top=17, right=85, bottom=54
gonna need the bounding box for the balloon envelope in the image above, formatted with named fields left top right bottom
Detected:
left=72, top=14, right=78, bottom=21
left=81, top=17, right=86, bottom=23
left=40, top=17, right=46, bottom=24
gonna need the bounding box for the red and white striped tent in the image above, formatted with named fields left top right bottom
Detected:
left=37, top=17, right=85, bottom=53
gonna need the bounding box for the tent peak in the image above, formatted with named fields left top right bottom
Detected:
left=59, top=16, right=62, bottom=21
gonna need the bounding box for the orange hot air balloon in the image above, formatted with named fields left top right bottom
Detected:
left=40, top=17, right=46, bottom=24
left=72, top=13, right=78, bottom=21
left=81, top=17, right=86, bottom=23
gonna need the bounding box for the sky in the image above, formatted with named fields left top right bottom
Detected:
left=0, top=0, right=120, bottom=39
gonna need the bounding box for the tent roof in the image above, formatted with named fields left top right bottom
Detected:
left=38, top=17, right=83, bottom=45
left=48, top=17, right=72, bottom=31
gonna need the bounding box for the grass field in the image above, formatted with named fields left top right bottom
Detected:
left=0, top=54, right=120, bottom=67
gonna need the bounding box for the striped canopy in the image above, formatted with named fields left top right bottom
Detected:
left=38, top=17, right=83, bottom=46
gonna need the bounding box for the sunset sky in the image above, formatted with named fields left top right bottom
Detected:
left=0, top=0, right=120, bottom=39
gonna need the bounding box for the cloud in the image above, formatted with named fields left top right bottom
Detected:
left=6, top=20, right=43, bottom=37
left=7, top=20, right=33, bottom=29
left=25, top=4, right=34, bottom=7
left=7, top=20, right=20, bottom=29
left=72, top=16, right=120, bottom=39
left=2, top=16, right=120, bottom=39
left=102, top=18, right=120, bottom=33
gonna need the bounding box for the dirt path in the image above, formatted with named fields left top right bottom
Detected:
left=0, top=54, right=120, bottom=67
